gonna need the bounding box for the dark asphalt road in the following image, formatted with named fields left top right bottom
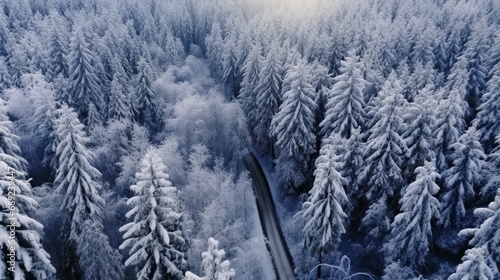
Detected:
left=243, top=153, right=296, bottom=280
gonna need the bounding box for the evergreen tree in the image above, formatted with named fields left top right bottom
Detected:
left=239, top=43, right=263, bottom=130
left=108, top=73, right=131, bottom=122
left=320, top=51, right=366, bottom=140
left=361, top=195, right=391, bottom=252
left=448, top=247, right=495, bottom=280
left=133, top=57, right=160, bottom=132
left=403, top=85, right=438, bottom=181
left=295, top=133, right=348, bottom=277
left=358, top=72, right=408, bottom=201
left=120, top=149, right=187, bottom=280
left=463, top=24, right=490, bottom=110
left=439, top=127, right=486, bottom=228
left=383, top=162, right=440, bottom=269
left=254, top=41, right=283, bottom=148
left=45, top=14, right=69, bottom=81
left=76, top=221, right=124, bottom=280
left=221, top=32, right=240, bottom=96
left=459, top=188, right=500, bottom=275
left=271, top=61, right=317, bottom=190
left=185, top=238, right=236, bottom=280
left=434, top=75, right=468, bottom=172
left=53, top=105, right=110, bottom=279
left=0, top=57, right=12, bottom=90
left=0, top=101, right=56, bottom=279
left=476, top=62, right=500, bottom=152
left=66, top=28, right=103, bottom=123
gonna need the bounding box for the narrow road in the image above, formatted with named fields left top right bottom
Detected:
left=243, top=153, right=295, bottom=280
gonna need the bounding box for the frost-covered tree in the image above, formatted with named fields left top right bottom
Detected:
left=254, top=41, right=283, bottom=148
left=221, top=32, right=240, bottom=96
left=295, top=133, right=348, bottom=277
left=434, top=79, right=468, bottom=172
left=76, top=221, right=124, bottom=280
left=239, top=43, right=262, bottom=129
left=120, top=149, right=187, bottom=280
left=0, top=102, right=56, bottom=279
left=383, top=162, right=440, bottom=269
left=271, top=61, right=317, bottom=190
left=185, top=238, right=235, bottom=280
left=403, top=85, right=438, bottom=181
left=448, top=247, right=495, bottom=280
left=53, top=104, right=111, bottom=278
left=133, top=56, right=161, bottom=132
left=45, top=14, right=69, bottom=81
left=320, top=51, right=366, bottom=139
left=66, top=28, right=103, bottom=123
left=358, top=72, right=408, bottom=201
left=361, top=195, right=391, bottom=252
left=439, top=127, right=486, bottom=228
left=108, top=72, right=131, bottom=121
left=0, top=57, right=11, bottom=90
left=459, top=188, right=500, bottom=275
left=476, top=62, right=500, bottom=152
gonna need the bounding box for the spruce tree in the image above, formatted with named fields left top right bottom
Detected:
left=439, top=127, right=486, bottom=228
left=120, top=149, right=187, bottom=280
left=295, top=133, right=348, bottom=276
left=358, top=72, right=408, bottom=201
left=66, top=28, right=103, bottom=123
left=0, top=101, right=56, bottom=279
left=254, top=41, right=283, bottom=148
left=271, top=61, right=317, bottom=190
left=133, top=57, right=160, bottom=132
left=239, top=43, right=263, bottom=130
left=53, top=105, right=120, bottom=279
left=476, top=62, right=500, bottom=153
left=383, top=162, right=440, bottom=269
left=403, top=85, right=438, bottom=181
left=448, top=247, right=495, bottom=280
left=320, top=51, right=366, bottom=140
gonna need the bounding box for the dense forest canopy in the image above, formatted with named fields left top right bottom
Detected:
left=0, top=0, right=499, bottom=279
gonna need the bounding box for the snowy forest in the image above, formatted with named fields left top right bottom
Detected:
left=0, top=0, right=499, bottom=279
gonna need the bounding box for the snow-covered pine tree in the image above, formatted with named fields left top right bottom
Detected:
left=458, top=187, right=500, bottom=275
left=0, top=101, right=56, bottom=279
left=462, top=23, right=490, bottom=112
left=66, top=27, right=103, bottom=124
left=271, top=60, right=317, bottom=191
left=361, top=195, right=391, bottom=252
left=439, top=126, right=486, bottom=228
left=76, top=221, right=124, bottom=280
left=108, top=69, right=131, bottom=122
left=358, top=72, right=408, bottom=202
left=185, top=238, right=236, bottom=280
left=221, top=32, right=240, bottom=97
left=0, top=57, right=12, bottom=90
left=383, top=162, right=440, bottom=269
left=448, top=247, right=495, bottom=280
left=295, top=133, right=348, bottom=277
left=320, top=50, right=367, bottom=140
left=254, top=41, right=283, bottom=149
left=120, top=149, right=187, bottom=280
left=434, top=71, right=468, bottom=172
left=53, top=104, right=110, bottom=278
left=402, top=85, right=438, bottom=181
left=476, top=62, right=500, bottom=153
left=239, top=42, right=263, bottom=130
left=338, top=128, right=364, bottom=218
left=133, top=56, right=160, bottom=133
left=45, top=13, right=69, bottom=81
